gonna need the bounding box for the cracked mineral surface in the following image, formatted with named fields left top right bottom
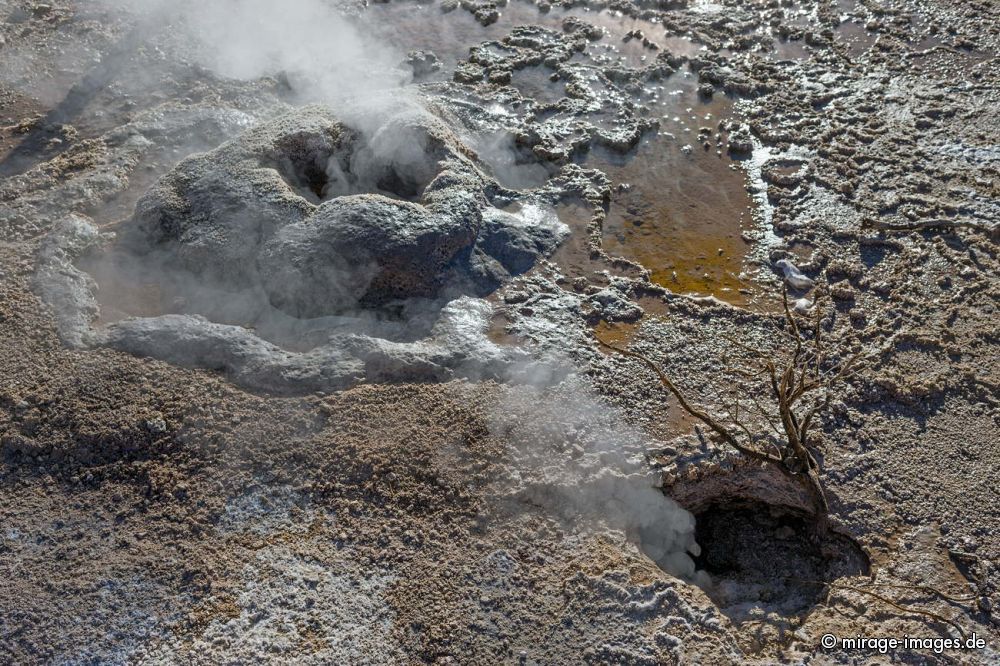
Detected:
left=1, top=0, right=999, bottom=663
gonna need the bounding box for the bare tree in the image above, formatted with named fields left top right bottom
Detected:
left=596, top=288, right=866, bottom=517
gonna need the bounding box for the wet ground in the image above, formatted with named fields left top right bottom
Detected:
left=362, top=0, right=762, bottom=305
left=596, top=121, right=756, bottom=304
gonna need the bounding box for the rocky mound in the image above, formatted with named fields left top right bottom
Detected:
left=120, top=104, right=565, bottom=318
left=36, top=103, right=571, bottom=392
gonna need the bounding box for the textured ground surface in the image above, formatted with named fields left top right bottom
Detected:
left=1, top=0, right=998, bottom=663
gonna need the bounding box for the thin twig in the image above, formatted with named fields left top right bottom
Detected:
left=594, top=337, right=780, bottom=466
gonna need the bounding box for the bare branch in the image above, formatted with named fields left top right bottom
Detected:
left=783, top=286, right=803, bottom=360
left=594, top=283, right=868, bottom=518
left=595, top=338, right=782, bottom=466
left=746, top=391, right=784, bottom=437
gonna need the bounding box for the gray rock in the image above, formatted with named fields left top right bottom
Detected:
left=590, top=287, right=643, bottom=322
left=775, top=259, right=816, bottom=290
left=116, top=104, right=567, bottom=319
left=476, top=205, right=569, bottom=277
left=122, top=105, right=489, bottom=312
left=260, top=191, right=479, bottom=317
left=727, top=125, right=754, bottom=155
left=405, top=50, right=441, bottom=79
left=35, top=104, right=571, bottom=392
left=105, top=297, right=524, bottom=394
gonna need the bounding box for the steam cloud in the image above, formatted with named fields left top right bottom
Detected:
left=88, top=0, right=464, bottom=346
left=115, top=0, right=408, bottom=105
left=486, top=369, right=703, bottom=580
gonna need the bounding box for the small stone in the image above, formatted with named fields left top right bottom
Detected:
left=727, top=126, right=754, bottom=155
left=145, top=416, right=168, bottom=434
left=405, top=50, right=441, bottom=79
left=503, top=290, right=530, bottom=304
left=775, top=259, right=815, bottom=290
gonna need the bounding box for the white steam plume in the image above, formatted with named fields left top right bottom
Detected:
left=113, top=0, right=408, bottom=105
left=485, top=369, right=703, bottom=580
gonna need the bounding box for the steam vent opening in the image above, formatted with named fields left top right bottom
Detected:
left=265, top=124, right=444, bottom=205
left=690, top=499, right=870, bottom=616
left=271, top=139, right=332, bottom=202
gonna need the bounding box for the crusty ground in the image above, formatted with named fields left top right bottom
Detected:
left=1, top=0, right=998, bottom=663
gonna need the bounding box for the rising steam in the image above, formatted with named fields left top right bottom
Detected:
left=114, top=0, right=407, bottom=105
left=486, top=370, right=703, bottom=580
